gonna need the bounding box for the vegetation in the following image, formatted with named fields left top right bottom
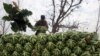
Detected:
left=0, top=31, right=100, bottom=56
left=2, top=3, right=33, bottom=32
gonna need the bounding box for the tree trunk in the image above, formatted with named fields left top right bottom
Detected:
left=52, top=23, right=59, bottom=33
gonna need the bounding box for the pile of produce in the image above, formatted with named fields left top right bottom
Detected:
left=0, top=31, right=100, bottom=56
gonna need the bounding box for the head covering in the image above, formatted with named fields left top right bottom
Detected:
left=41, top=15, right=45, bottom=20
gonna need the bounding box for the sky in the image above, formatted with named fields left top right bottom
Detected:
left=0, top=0, right=100, bottom=38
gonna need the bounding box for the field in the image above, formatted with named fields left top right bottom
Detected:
left=0, top=31, right=100, bottom=56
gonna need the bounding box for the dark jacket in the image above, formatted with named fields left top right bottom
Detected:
left=35, top=20, right=48, bottom=35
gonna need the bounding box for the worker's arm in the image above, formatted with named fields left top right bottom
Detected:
left=35, top=21, right=39, bottom=27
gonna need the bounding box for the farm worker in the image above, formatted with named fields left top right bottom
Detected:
left=35, top=15, right=48, bottom=35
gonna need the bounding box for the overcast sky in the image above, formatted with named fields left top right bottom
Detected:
left=0, top=0, right=100, bottom=36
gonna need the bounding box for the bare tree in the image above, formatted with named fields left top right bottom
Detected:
left=0, top=20, right=10, bottom=35
left=48, top=0, right=83, bottom=33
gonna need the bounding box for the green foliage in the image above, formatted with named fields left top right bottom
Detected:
left=24, top=42, right=33, bottom=52
left=0, top=31, right=100, bottom=56
left=81, top=51, right=91, bottom=56
left=34, top=26, right=48, bottom=32
left=35, top=42, right=43, bottom=52
left=12, top=51, right=20, bottom=56
left=37, top=35, right=47, bottom=44
left=0, top=43, right=4, bottom=51
left=52, top=48, right=61, bottom=56
left=46, top=42, right=55, bottom=51
left=96, top=41, right=100, bottom=48
left=3, top=3, right=33, bottom=32
left=31, top=49, right=40, bottom=56
left=70, top=53, right=77, bottom=56
left=73, top=46, right=82, bottom=55
left=78, top=39, right=87, bottom=48
left=15, top=43, right=23, bottom=52
left=19, top=37, right=28, bottom=45
left=29, top=36, right=37, bottom=44
left=42, top=48, right=50, bottom=56
left=22, top=51, right=30, bottom=56
left=5, top=43, right=14, bottom=52
left=2, top=16, right=11, bottom=21
left=62, top=47, right=71, bottom=56
left=3, top=3, right=17, bottom=15
left=56, top=41, right=64, bottom=50
left=66, top=39, right=76, bottom=49
left=85, top=45, right=96, bottom=53
left=2, top=49, right=10, bottom=56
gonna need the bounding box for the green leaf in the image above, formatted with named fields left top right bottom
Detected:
left=5, top=43, right=14, bottom=52
left=22, top=51, right=30, bottom=56
left=15, top=43, right=23, bottom=52
left=70, top=53, right=77, bottom=56
left=42, top=48, right=50, bottom=56
left=73, top=46, right=82, bottom=55
left=81, top=51, right=91, bottom=56
left=2, top=16, right=11, bottom=21
left=52, top=48, right=61, bottom=56
left=0, top=43, right=4, bottom=51
left=24, top=42, right=33, bottom=52
left=3, top=3, right=13, bottom=14
left=11, top=22, right=19, bottom=32
left=46, top=42, right=55, bottom=51
left=66, top=39, right=76, bottom=49
left=56, top=41, right=64, bottom=50
left=12, top=51, right=20, bottom=56
left=62, top=47, right=71, bottom=56
left=31, top=49, right=40, bottom=56
left=35, top=43, right=43, bottom=52
left=19, top=9, right=32, bottom=17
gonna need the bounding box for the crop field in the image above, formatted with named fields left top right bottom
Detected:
left=0, top=31, right=100, bottom=56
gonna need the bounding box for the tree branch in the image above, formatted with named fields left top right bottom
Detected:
left=72, top=0, right=83, bottom=7
left=58, top=9, right=72, bottom=23
left=52, top=0, right=56, bottom=25
left=56, top=0, right=67, bottom=23
left=58, top=0, right=83, bottom=23
left=59, top=7, right=78, bottom=23
left=5, top=24, right=10, bottom=34
left=61, top=0, right=74, bottom=17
